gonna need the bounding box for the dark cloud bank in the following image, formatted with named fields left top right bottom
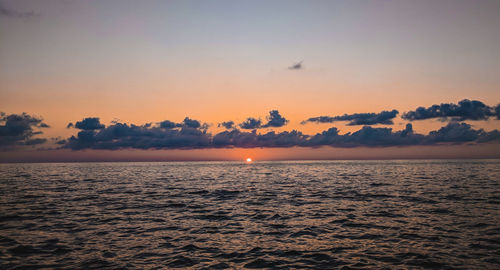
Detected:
left=0, top=112, right=49, bottom=149
left=64, top=114, right=500, bottom=151
left=2, top=102, right=500, bottom=151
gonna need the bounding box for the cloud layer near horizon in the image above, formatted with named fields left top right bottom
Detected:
left=2, top=101, right=500, bottom=151
left=61, top=118, right=500, bottom=150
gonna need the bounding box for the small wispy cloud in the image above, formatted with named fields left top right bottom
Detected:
left=288, top=61, right=303, bottom=70
left=0, top=1, right=37, bottom=18
left=303, top=110, right=399, bottom=126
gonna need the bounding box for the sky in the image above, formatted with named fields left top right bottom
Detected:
left=1, top=0, right=500, bottom=162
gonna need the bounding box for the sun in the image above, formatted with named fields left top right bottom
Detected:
left=246, top=157, right=252, bottom=163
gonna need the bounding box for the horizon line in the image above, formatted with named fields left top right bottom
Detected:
left=2, top=157, right=500, bottom=164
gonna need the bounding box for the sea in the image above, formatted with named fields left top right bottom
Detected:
left=0, top=160, right=499, bottom=269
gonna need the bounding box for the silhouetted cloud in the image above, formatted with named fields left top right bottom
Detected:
left=55, top=139, right=67, bottom=145
left=218, top=121, right=235, bottom=129
left=181, top=117, right=201, bottom=128
left=494, top=104, right=500, bottom=120
left=62, top=116, right=500, bottom=150
left=213, top=129, right=307, bottom=148
left=159, top=118, right=204, bottom=129
left=74, top=117, right=105, bottom=130
left=305, top=122, right=500, bottom=147
left=159, top=120, right=176, bottom=129
left=262, top=110, right=289, bottom=128
left=303, top=110, right=399, bottom=126
left=238, top=110, right=288, bottom=130
left=427, top=122, right=497, bottom=143
left=65, top=120, right=211, bottom=150
left=6, top=103, right=498, bottom=152
left=288, top=61, right=303, bottom=70
left=402, top=99, right=496, bottom=121
left=0, top=112, right=49, bottom=148
left=239, top=117, right=262, bottom=130
left=0, top=2, right=36, bottom=18
left=24, top=138, right=47, bottom=145
left=306, top=123, right=424, bottom=147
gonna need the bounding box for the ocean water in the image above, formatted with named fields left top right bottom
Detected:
left=0, top=160, right=499, bottom=269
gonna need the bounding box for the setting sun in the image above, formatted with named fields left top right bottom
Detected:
left=246, top=158, right=252, bottom=162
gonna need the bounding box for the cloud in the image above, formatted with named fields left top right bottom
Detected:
left=61, top=116, right=500, bottom=151
left=159, top=117, right=205, bottom=129
left=0, top=2, right=36, bottom=18
left=303, top=110, right=399, bottom=126
left=494, top=104, right=500, bottom=120
left=239, top=117, right=262, bottom=130
left=181, top=117, right=201, bottom=128
left=303, top=100, right=498, bottom=126
left=306, top=123, right=424, bottom=147
left=24, top=138, right=47, bottom=145
left=218, top=121, right=235, bottom=129
left=74, top=117, right=105, bottom=130
left=288, top=61, right=303, bottom=70
left=427, top=122, right=500, bottom=143
left=0, top=112, right=49, bottom=148
left=213, top=129, right=307, bottom=148
left=159, top=120, right=176, bottom=129
left=477, top=129, right=500, bottom=143
left=4, top=103, right=497, bottom=152
left=262, top=110, right=289, bottom=128
left=305, top=122, right=500, bottom=147
left=55, top=139, right=67, bottom=145
left=65, top=120, right=211, bottom=150
left=238, top=110, right=289, bottom=130
left=402, top=99, right=497, bottom=121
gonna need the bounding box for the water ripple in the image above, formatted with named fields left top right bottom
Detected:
left=0, top=160, right=499, bottom=269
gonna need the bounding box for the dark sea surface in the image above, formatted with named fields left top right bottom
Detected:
left=0, top=160, right=499, bottom=269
